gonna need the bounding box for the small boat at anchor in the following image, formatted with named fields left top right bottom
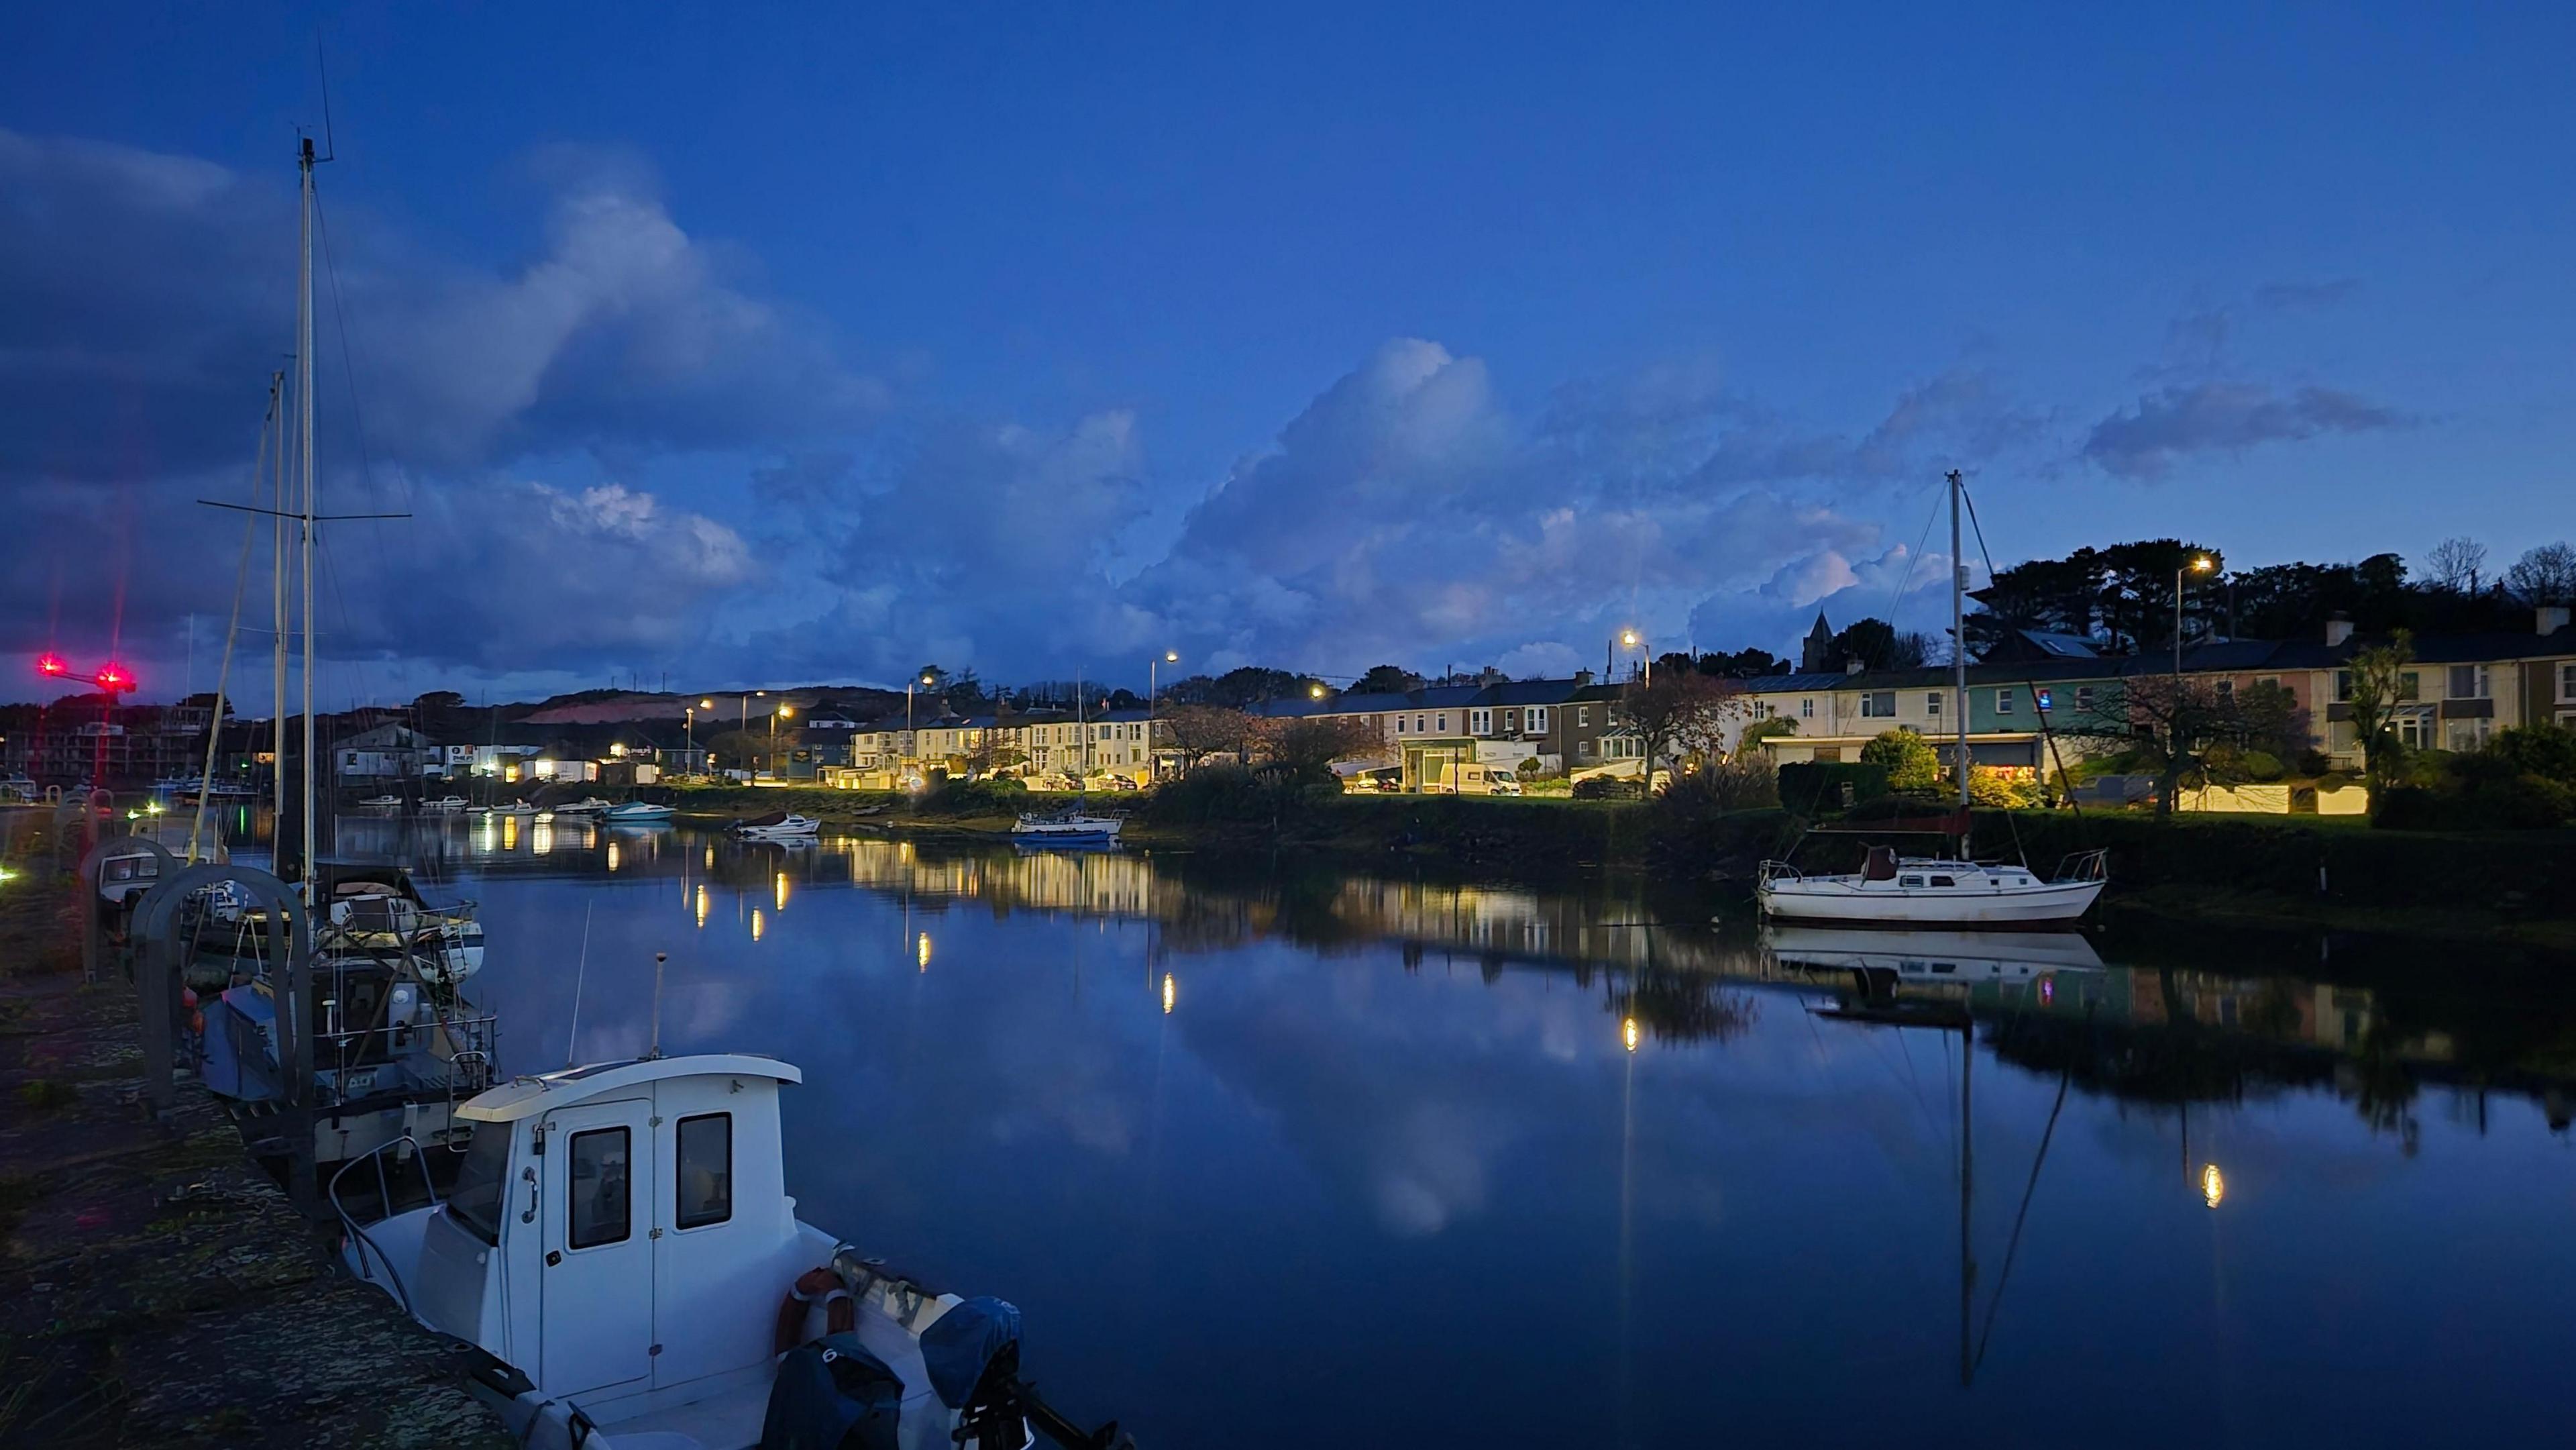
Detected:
left=421, top=795, right=470, bottom=813
left=1010, top=811, right=1123, bottom=847
left=731, top=810, right=821, bottom=841
left=547, top=796, right=614, bottom=817
left=483, top=800, right=537, bottom=818
left=602, top=800, right=676, bottom=823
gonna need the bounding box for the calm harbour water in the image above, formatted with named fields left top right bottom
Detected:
left=333, top=814, right=2576, bottom=1448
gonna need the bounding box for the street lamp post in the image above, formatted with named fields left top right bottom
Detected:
left=1621, top=629, right=1650, bottom=684
left=690, top=699, right=710, bottom=778
left=1150, top=650, right=1178, bottom=716
left=2175, top=556, right=2215, bottom=679
left=904, top=672, right=934, bottom=778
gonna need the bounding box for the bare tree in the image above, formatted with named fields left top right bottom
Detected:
left=1161, top=705, right=1256, bottom=774
left=2061, top=676, right=2309, bottom=817
left=1619, top=674, right=1746, bottom=795
left=1255, top=715, right=1382, bottom=784
left=2506, top=541, right=2576, bottom=606
left=2425, top=537, right=2489, bottom=594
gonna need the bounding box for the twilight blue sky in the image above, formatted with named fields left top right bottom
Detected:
left=6, top=3, right=2573, bottom=705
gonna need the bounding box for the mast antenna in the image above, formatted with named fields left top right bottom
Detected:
left=647, top=951, right=669, bottom=1059
left=564, top=901, right=596, bottom=1068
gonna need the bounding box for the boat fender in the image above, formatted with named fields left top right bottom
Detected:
left=773, top=1265, right=855, bottom=1355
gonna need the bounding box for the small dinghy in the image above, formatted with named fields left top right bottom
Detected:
left=731, top=811, right=821, bottom=841
left=338, top=1053, right=1126, bottom=1449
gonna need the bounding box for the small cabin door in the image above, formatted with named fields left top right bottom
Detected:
left=540, top=1098, right=655, bottom=1397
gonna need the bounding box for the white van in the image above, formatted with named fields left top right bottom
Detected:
left=1426, top=762, right=1523, bottom=796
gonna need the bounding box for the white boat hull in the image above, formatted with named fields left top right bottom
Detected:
left=1758, top=877, right=2104, bottom=925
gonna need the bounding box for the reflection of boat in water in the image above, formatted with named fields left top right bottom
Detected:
left=340, top=1052, right=1122, bottom=1449
left=1011, top=811, right=1122, bottom=846
left=732, top=810, right=821, bottom=841
left=421, top=795, right=469, bottom=813
left=1772, top=925, right=2103, bottom=1031
left=359, top=794, right=402, bottom=809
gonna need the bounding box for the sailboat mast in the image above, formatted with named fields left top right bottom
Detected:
left=191, top=372, right=282, bottom=865
left=271, top=363, right=289, bottom=860
left=1949, top=470, right=1970, bottom=812
left=297, top=137, right=318, bottom=893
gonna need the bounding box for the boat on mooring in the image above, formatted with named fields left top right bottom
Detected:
left=338, top=1051, right=1127, bottom=1449
left=1756, top=468, right=2109, bottom=929
left=1010, top=811, right=1123, bottom=847
left=731, top=810, right=821, bottom=841
left=603, top=800, right=676, bottom=823
left=548, top=796, right=614, bottom=817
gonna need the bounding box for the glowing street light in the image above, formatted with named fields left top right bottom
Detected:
left=1309, top=682, right=1326, bottom=700
left=2176, top=554, right=2217, bottom=676
left=1617, top=629, right=1650, bottom=684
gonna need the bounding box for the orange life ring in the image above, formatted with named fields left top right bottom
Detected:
left=772, top=1265, right=855, bottom=1355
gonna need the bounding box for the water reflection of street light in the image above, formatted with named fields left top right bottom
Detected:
left=774, top=872, right=789, bottom=911
left=916, top=931, right=932, bottom=972
left=1161, top=972, right=1176, bottom=1015
left=1623, top=1017, right=1640, bottom=1052
left=751, top=907, right=765, bottom=941
left=694, top=884, right=708, bottom=928
left=2200, top=1162, right=2224, bottom=1209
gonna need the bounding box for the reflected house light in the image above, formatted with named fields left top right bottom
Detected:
left=751, top=907, right=765, bottom=942
left=916, top=932, right=932, bottom=972
left=606, top=840, right=621, bottom=873
left=704, top=845, right=715, bottom=870
left=2201, top=1163, right=2225, bottom=1209
left=1161, top=972, right=1176, bottom=1015
left=775, top=872, right=790, bottom=911
left=694, top=884, right=709, bottom=928
left=1623, top=1017, right=1640, bottom=1053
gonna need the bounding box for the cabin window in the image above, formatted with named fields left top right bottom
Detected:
left=1928, top=875, right=1957, bottom=888
left=447, top=1122, right=511, bottom=1247
left=676, top=1113, right=733, bottom=1230
left=1898, top=874, right=1926, bottom=888
left=568, top=1127, right=633, bottom=1249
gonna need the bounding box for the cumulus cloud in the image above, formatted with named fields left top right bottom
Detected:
left=2082, top=382, right=2409, bottom=480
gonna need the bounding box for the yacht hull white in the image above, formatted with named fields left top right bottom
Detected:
left=1758, top=876, right=2105, bottom=925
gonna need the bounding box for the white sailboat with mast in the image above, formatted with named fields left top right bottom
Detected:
left=1756, top=469, right=2108, bottom=925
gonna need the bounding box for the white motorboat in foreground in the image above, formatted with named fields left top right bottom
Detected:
left=1010, top=812, right=1123, bottom=846
left=731, top=811, right=821, bottom=841
left=339, top=1053, right=1123, bottom=1449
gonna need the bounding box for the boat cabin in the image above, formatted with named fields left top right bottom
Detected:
left=411, top=1056, right=812, bottom=1414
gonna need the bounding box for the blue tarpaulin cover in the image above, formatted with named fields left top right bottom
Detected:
left=759, top=1332, right=902, bottom=1450
left=920, top=1297, right=1022, bottom=1409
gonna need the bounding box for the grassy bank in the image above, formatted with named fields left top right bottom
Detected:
left=0, top=817, right=511, bottom=1449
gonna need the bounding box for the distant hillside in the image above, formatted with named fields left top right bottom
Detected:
left=519, top=686, right=906, bottom=726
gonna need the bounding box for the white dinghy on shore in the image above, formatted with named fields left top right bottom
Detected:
left=339, top=1051, right=1127, bottom=1450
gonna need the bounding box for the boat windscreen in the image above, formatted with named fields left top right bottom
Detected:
left=447, top=1122, right=511, bottom=1245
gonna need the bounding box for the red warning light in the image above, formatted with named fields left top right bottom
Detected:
left=36, top=652, right=67, bottom=676
left=95, top=662, right=137, bottom=693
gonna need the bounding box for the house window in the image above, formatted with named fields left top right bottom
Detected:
left=1996, top=688, right=2015, bottom=715
left=1926, top=693, right=1943, bottom=717
left=1579, top=739, right=1596, bottom=760
left=1396, top=717, right=1407, bottom=734
left=2214, top=680, right=2234, bottom=703
left=2449, top=664, right=2489, bottom=699
left=1436, top=714, right=1448, bottom=733
left=2035, top=689, right=2053, bottom=712
left=2334, top=670, right=2353, bottom=702
left=1415, top=716, right=1427, bottom=733
left=2397, top=709, right=2432, bottom=749
left=1470, top=709, right=1491, bottom=734
left=568, top=1127, right=632, bottom=1250
left=1861, top=691, right=1896, bottom=717
left=675, top=1114, right=732, bottom=1230
left=1527, top=707, right=1548, bottom=733
left=2558, top=662, right=2576, bottom=701
left=2400, top=672, right=2420, bottom=700
left=2255, top=675, right=2280, bottom=689
left=1801, top=698, right=1815, bottom=718
left=2075, top=686, right=2096, bottom=712
left=1576, top=706, right=1590, bottom=727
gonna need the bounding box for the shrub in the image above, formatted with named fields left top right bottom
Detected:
left=2237, top=749, right=2286, bottom=782
left=1776, top=762, right=1890, bottom=815
left=913, top=777, right=1027, bottom=817
left=1655, top=756, right=1779, bottom=815
left=1141, top=764, right=1309, bottom=822
left=2487, top=723, right=2576, bottom=786
left=1967, top=766, right=2038, bottom=808
left=1859, top=729, right=1943, bottom=796
left=2296, top=748, right=2334, bottom=778
left=1573, top=774, right=1643, bottom=800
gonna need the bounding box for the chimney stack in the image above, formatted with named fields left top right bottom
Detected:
left=2324, top=613, right=2355, bottom=648
left=2540, top=605, right=2572, bottom=636
left=1573, top=669, right=1594, bottom=686
left=1846, top=658, right=1866, bottom=675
